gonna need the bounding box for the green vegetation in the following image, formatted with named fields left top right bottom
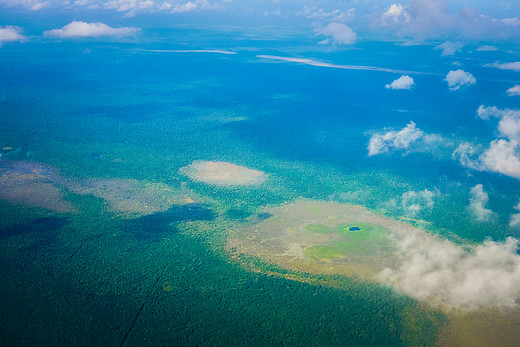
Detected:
left=304, top=223, right=334, bottom=234
left=305, top=245, right=343, bottom=259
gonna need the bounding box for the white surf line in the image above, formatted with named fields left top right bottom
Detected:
left=140, top=49, right=237, bottom=55
left=256, top=55, right=440, bottom=76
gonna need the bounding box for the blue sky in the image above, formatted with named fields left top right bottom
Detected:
left=1, top=0, right=520, bottom=44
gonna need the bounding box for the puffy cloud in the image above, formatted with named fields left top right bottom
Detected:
left=368, top=121, right=423, bottom=156
left=380, top=4, right=410, bottom=26
left=455, top=106, right=520, bottom=180
left=486, top=62, right=520, bottom=72
left=476, top=105, right=520, bottom=140
left=445, top=69, right=476, bottom=91
left=315, top=22, right=357, bottom=45
left=435, top=41, right=463, bottom=56
left=477, top=105, right=503, bottom=120
left=374, top=0, right=520, bottom=41
left=385, top=75, right=414, bottom=90
left=0, top=26, right=25, bottom=46
left=452, top=142, right=484, bottom=171
left=481, top=139, right=520, bottom=179
left=380, top=235, right=520, bottom=309
left=44, top=21, right=139, bottom=38
left=469, top=184, right=493, bottom=222
left=400, top=189, right=437, bottom=216
left=507, top=85, right=520, bottom=96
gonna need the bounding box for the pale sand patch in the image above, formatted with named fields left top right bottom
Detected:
left=0, top=161, right=74, bottom=212
left=227, top=200, right=405, bottom=281
left=227, top=200, right=520, bottom=346
left=180, top=160, right=267, bottom=186
left=65, top=178, right=184, bottom=217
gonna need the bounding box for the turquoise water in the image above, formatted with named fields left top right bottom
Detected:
left=0, top=26, right=519, bottom=345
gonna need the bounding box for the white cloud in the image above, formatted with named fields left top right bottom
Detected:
left=0, top=26, right=25, bottom=46
left=380, top=4, right=410, bottom=26
left=486, top=62, right=520, bottom=72
left=510, top=201, right=520, bottom=227
left=315, top=22, right=357, bottom=45
left=380, top=235, right=520, bottom=309
left=507, top=85, right=520, bottom=96
left=435, top=41, right=463, bottom=56
left=498, top=115, right=520, bottom=141
left=455, top=106, right=520, bottom=180
left=44, top=21, right=139, bottom=38
left=1, top=0, right=214, bottom=15
left=481, top=140, right=520, bottom=179
left=445, top=69, right=476, bottom=91
left=477, top=105, right=520, bottom=140
left=374, top=0, right=520, bottom=41
left=400, top=189, right=437, bottom=216
left=300, top=6, right=355, bottom=23
left=452, top=142, right=484, bottom=171
left=469, top=184, right=493, bottom=222
left=476, top=45, right=498, bottom=52
left=368, top=121, right=423, bottom=156
left=477, top=105, right=503, bottom=120
left=502, top=17, right=520, bottom=26
left=385, top=75, right=414, bottom=90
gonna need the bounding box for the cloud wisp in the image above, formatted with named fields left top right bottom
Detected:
left=44, top=21, right=139, bottom=39
left=445, top=70, right=476, bottom=91
left=435, top=41, right=463, bottom=56
left=368, top=122, right=423, bottom=156
left=485, top=62, right=520, bottom=72
left=385, top=75, right=414, bottom=90
left=507, top=85, right=520, bottom=96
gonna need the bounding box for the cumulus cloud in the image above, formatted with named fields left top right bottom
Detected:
left=385, top=75, right=414, bottom=90
left=477, top=105, right=503, bottom=120
left=315, top=22, right=357, bottom=45
left=0, top=26, right=25, bottom=46
left=368, top=121, right=423, bottom=156
left=380, top=4, right=410, bottom=26
left=454, top=106, right=520, bottom=180
left=469, top=184, right=493, bottom=222
left=435, top=41, right=463, bottom=56
left=477, top=106, right=520, bottom=140
left=507, top=85, right=520, bottom=96
left=486, top=62, right=520, bottom=72
left=399, top=189, right=438, bottom=216
left=374, top=0, right=520, bottom=41
left=481, top=139, right=520, bottom=179
left=44, top=21, right=139, bottom=38
left=445, top=70, right=476, bottom=91
left=510, top=201, right=520, bottom=227
left=380, top=235, right=520, bottom=309
left=452, top=142, right=484, bottom=171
